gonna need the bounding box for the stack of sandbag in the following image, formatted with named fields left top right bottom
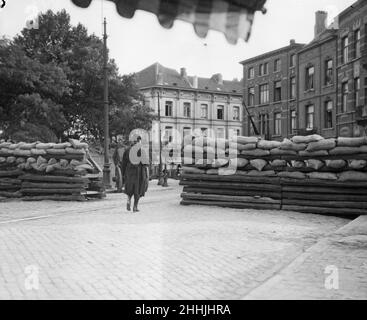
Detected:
left=0, top=139, right=105, bottom=201
left=180, top=135, right=367, bottom=215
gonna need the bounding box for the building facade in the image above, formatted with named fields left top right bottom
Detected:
left=135, top=63, right=243, bottom=144
left=241, top=0, right=367, bottom=139
left=240, top=41, right=304, bottom=140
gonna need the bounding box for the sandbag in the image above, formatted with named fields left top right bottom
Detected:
left=250, top=159, right=268, bottom=171
left=292, top=134, right=324, bottom=144
left=306, top=139, right=336, bottom=152
left=0, top=142, right=11, bottom=148
left=232, top=136, right=259, bottom=144
left=69, top=139, right=88, bottom=150
left=307, top=172, right=338, bottom=180
left=9, top=143, right=21, bottom=150
left=291, top=160, right=305, bottom=168
left=306, top=159, right=324, bottom=170
left=36, top=143, right=54, bottom=149
left=229, top=142, right=256, bottom=151
left=339, top=171, right=367, bottom=182
left=45, top=165, right=56, bottom=173
left=13, top=149, right=31, bottom=157
left=0, top=148, right=13, bottom=156
left=75, top=164, right=93, bottom=171
left=206, top=169, right=219, bottom=175
left=348, top=159, right=367, bottom=170
left=329, top=147, right=361, bottom=155
left=270, top=148, right=297, bottom=156
left=26, top=157, right=37, bottom=164
left=270, top=159, right=288, bottom=167
left=337, top=136, right=367, bottom=147
left=246, top=170, right=276, bottom=177
left=325, top=159, right=347, bottom=169
left=0, top=157, right=5, bottom=163
left=212, top=159, right=229, bottom=168
left=298, top=150, right=329, bottom=157
left=19, top=142, right=37, bottom=150
left=36, top=156, right=47, bottom=166
left=278, top=171, right=306, bottom=179
left=16, top=157, right=25, bottom=164
left=280, top=138, right=307, bottom=151
left=59, top=159, right=69, bottom=168
left=182, top=166, right=206, bottom=174
left=6, top=156, right=16, bottom=163
left=257, top=140, right=281, bottom=150
left=48, top=158, right=57, bottom=165
left=241, top=149, right=270, bottom=157
left=17, top=163, right=26, bottom=170
left=47, top=149, right=66, bottom=155
left=218, top=168, right=237, bottom=176
left=229, top=158, right=249, bottom=168
left=53, top=142, right=72, bottom=149
left=31, top=148, right=47, bottom=156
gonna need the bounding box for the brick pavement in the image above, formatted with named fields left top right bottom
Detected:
left=0, top=181, right=353, bottom=299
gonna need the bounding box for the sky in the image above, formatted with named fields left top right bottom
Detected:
left=0, top=0, right=357, bottom=80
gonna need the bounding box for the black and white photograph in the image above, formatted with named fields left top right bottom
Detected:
left=0, top=0, right=367, bottom=306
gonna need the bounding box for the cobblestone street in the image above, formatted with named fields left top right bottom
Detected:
left=0, top=180, right=365, bottom=299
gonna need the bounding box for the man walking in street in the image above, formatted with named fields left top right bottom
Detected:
left=121, top=135, right=149, bottom=212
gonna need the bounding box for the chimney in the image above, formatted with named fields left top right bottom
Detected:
left=192, top=76, right=198, bottom=89
left=180, top=67, right=187, bottom=77
left=315, top=11, right=327, bottom=37
left=290, top=39, right=295, bottom=45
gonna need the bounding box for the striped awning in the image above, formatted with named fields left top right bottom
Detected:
left=71, top=0, right=267, bottom=44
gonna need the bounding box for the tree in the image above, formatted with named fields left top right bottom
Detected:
left=12, top=9, right=155, bottom=142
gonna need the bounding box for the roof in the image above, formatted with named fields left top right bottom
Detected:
left=298, top=28, right=338, bottom=54
left=134, top=62, right=243, bottom=94
left=239, top=42, right=305, bottom=65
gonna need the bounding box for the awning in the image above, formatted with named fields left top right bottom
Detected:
left=71, top=0, right=267, bottom=44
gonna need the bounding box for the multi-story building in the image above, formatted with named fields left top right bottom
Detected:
left=240, top=40, right=305, bottom=140
left=135, top=63, right=243, bottom=144
left=241, top=0, right=367, bottom=139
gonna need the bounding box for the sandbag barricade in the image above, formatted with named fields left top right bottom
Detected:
left=180, top=135, right=367, bottom=216
left=0, top=139, right=105, bottom=201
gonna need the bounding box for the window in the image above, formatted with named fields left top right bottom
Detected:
left=290, top=77, right=296, bottom=99
left=216, top=128, right=225, bottom=139
left=217, top=105, right=224, bottom=120
left=274, top=80, right=282, bottom=102
left=259, top=84, right=269, bottom=104
left=325, top=59, right=333, bottom=86
left=274, top=112, right=282, bottom=135
left=259, top=63, right=268, bottom=76
left=164, top=126, right=173, bottom=143
left=183, top=102, right=191, bottom=118
left=200, top=104, right=208, bottom=118
left=355, top=29, right=361, bottom=58
left=306, top=105, right=315, bottom=130
left=355, top=77, right=360, bottom=107
left=235, top=129, right=241, bottom=136
left=342, top=36, right=349, bottom=64
left=233, top=106, right=240, bottom=120
left=325, top=101, right=333, bottom=129
left=201, top=128, right=208, bottom=137
left=259, top=114, right=268, bottom=136
left=290, top=110, right=297, bottom=132
left=183, top=127, right=191, bottom=139
left=274, top=59, right=281, bottom=72
left=290, top=54, right=296, bottom=67
left=342, top=82, right=348, bottom=113
left=248, top=67, right=254, bottom=79
left=248, top=87, right=255, bottom=106
left=165, top=101, right=173, bottom=117
left=305, top=66, right=314, bottom=90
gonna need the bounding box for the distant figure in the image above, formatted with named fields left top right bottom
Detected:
left=121, top=135, right=149, bottom=212
left=112, top=139, right=125, bottom=192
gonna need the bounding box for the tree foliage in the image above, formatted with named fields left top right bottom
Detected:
left=0, top=10, right=155, bottom=142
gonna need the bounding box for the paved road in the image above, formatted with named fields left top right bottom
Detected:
left=0, top=180, right=351, bottom=299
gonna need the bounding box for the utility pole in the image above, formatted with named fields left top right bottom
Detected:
left=102, top=17, right=111, bottom=188
left=157, top=90, right=163, bottom=185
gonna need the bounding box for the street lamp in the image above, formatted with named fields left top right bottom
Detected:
left=157, top=90, right=163, bottom=185
left=102, top=17, right=111, bottom=188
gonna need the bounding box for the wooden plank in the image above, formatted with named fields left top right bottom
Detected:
left=182, top=187, right=282, bottom=199
left=280, top=177, right=367, bottom=188
left=0, top=178, right=22, bottom=184
left=282, top=205, right=366, bottom=215
left=180, top=173, right=280, bottom=184
left=0, top=185, right=21, bottom=190
left=0, top=169, right=23, bottom=177
left=282, top=186, right=367, bottom=195
left=0, top=191, right=22, bottom=198
left=180, top=199, right=281, bottom=210
left=280, top=153, right=367, bottom=161
left=282, top=192, right=367, bottom=202
left=180, top=180, right=281, bottom=192
left=181, top=192, right=280, bottom=204
left=21, top=188, right=83, bottom=195
left=21, top=195, right=86, bottom=201
left=282, top=198, right=367, bottom=209
left=21, top=182, right=87, bottom=189
left=20, top=174, right=89, bottom=184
